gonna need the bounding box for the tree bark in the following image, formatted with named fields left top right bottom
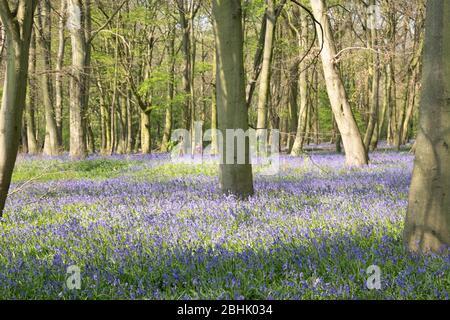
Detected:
left=26, top=32, right=39, bottom=154
left=55, top=0, right=66, bottom=147
left=176, top=0, right=197, bottom=131
left=67, top=0, right=88, bottom=159
left=404, top=0, right=450, bottom=253
left=0, top=0, right=37, bottom=216
left=161, top=22, right=175, bottom=153
left=291, top=10, right=309, bottom=156
left=256, top=0, right=277, bottom=131
left=363, top=0, right=380, bottom=154
left=212, top=0, right=254, bottom=198
left=311, top=0, right=368, bottom=166
left=140, top=111, right=151, bottom=154
left=37, top=0, right=60, bottom=156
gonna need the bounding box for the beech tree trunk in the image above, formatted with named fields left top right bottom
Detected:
left=55, top=0, right=66, bottom=147
left=140, top=111, right=151, bottom=154
left=26, top=32, right=39, bottom=154
left=363, top=0, right=380, bottom=154
left=0, top=0, right=37, bottom=216
left=176, top=0, right=197, bottom=131
left=311, top=0, right=368, bottom=166
left=161, top=23, right=175, bottom=153
left=404, top=0, right=450, bottom=253
left=67, top=0, right=87, bottom=159
left=212, top=0, right=254, bottom=198
left=37, top=0, right=60, bottom=156
left=291, top=10, right=309, bottom=156
left=256, top=0, right=277, bottom=131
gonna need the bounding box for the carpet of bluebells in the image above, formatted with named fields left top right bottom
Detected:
left=0, top=147, right=448, bottom=299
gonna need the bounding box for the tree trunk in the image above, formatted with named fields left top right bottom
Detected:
left=161, top=23, right=175, bottom=153
left=126, top=90, right=132, bottom=153
left=291, top=10, right=309, bottom=156
left=0, top=0, right=37, bottom=216
left=55, top=0, right=66, bottom=147
left=210, top=48, right=219, bottom=155
left=26, top=32, right=39, bottom=154
left=285, top=9, right=299, bottom=153
left=311, top=0, right=368, bottom=166
left=256, top=0, right=278, bottom=132
left=177, top=0, right=195, bottom=130
left=212, top=0, right=254, bottom=198
left=363, top=1, right=380, bottom=154
left=140, top=111, right=151, bottom=154
left=404, top=0, right=450, bottom=253
left=37, top=0, right=60, bottom=156
left=67, top=0, right=87, bottom=159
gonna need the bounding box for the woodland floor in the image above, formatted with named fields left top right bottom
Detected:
left=0, top=145, right=448, bottom=299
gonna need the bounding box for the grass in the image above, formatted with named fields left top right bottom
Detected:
left=0, top=153, right=448, bottom=300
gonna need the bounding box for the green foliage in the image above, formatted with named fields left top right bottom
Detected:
left=12, top=158, right=141, bottom=183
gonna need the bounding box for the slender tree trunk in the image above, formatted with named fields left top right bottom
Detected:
left=401, top=73, right=420, bottom=145
left=161, top=23, right=175, bottom=153
left=210, top=49, right=219, bottom=155
left=117, top=93, right=127, bottom=154
left=83, top=0, right=92, bottom=151
left=363, top=1, right=380, bottom=154
left=126, top=90, right=132, bottom=153
left=387, top=59, right=397, bottom=145
left=313, top=68, right=320, bottom=144
left=400, top=38, right=423, bottom=146
left=21, top=117, right=28, bottom=154
left=404, top=0, right=450, bottom=253
left=55, top=0, right=66, bottom=147
left=212, top=0, right=254, bottom=198
left=245, top=14, right=267, bottom=109
left=311, top=0, right=368, bottom=166
left=0, top=0, right=37, bottom=216
left=140, top=111, right=151, bottom=154
left=291, top=10, right=309, bottom=156
left=87, top=121, right=95, bottom=154
left=256, top=0, right=277, bottom=131
left=177, top=0, right=194, bottom=130
left=97, top=77, right=111, bottom=154
left=378, top=65, right=389, bottom=139
left=285, top=10, right=299, bottom=153
left=26, top=32, right=39, bottom=154
left=37, top=0, right=60, bottom=156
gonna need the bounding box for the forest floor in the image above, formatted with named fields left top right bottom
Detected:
left=0, top=147, right=448, bottom=299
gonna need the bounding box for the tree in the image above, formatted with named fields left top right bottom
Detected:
left=67, top=0, right=88, bottom=159
left=256, top=0, right=286, bottom=132
left=0, top=0, right=37, bottom=217
left=25, top=32, right=39, bottom=155
left=290, top=7, right=309, bottom=156
left=212, top=0, right=254, bottom=198
left=176, top=0, right=199, bottom=133
left=161, top=19, right=176, bottom=153
left=363, top=0, right=381, bottom=154
left=404, top=0, right=450, bottom=253
left=55, top=0, right=66, bottom=147
left=36, top=0, right=60, bottom=156
left=310, top=0, right=368, bottom=166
